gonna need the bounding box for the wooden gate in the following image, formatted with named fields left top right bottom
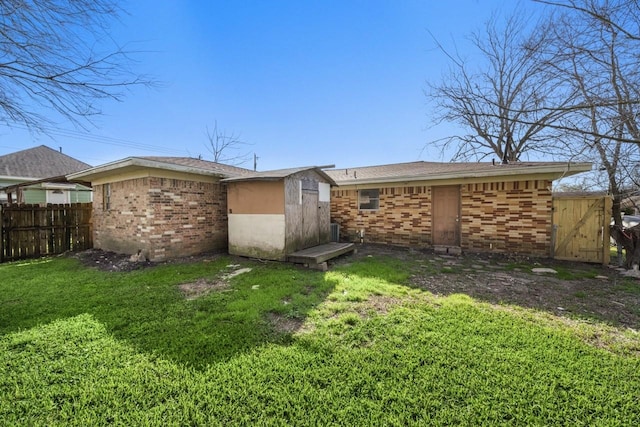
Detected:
left=0, top=203, right=92, bottom=263
left=552, top=195, right=611, bottom=264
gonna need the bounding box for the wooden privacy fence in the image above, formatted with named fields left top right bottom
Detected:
left=0, top=203, right=92, bottom=263
left=552, top=194, right=612, bottom=264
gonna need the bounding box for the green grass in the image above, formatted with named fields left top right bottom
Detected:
left=0, top=257, right=333, bottom=366
left=553, top=266, right=600, bottom=280
left=1, top=255, right=639, bottom=425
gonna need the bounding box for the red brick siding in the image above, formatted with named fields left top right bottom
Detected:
left=93, top=177, right=228, bottom=260
left=330, top=180, right=552, bottom=256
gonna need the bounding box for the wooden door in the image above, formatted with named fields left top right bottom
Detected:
left=302, top=190, right=319, bottom=248
left=432, top=185, right=460, bottom=246
left=552, top=195, right=611, bottom=264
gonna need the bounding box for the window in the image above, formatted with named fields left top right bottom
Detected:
left=358, top=189, right=379, bottom=210
left=103, top=183, right=111, bottom=211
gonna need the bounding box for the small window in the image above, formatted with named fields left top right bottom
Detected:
left=103, top=183, right=111, bottom=211
left=358, top=189, right=379, bottom=210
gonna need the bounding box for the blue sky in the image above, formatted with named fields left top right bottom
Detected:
left=0, top=0, right=534, bottom=170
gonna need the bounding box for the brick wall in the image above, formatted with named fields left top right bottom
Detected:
left=331, top=179, right=553, bottom=256
left=461, top=180, right=552, bottom=255
left=93, top=177, right=228, bottom=261
left=331, top=186, right=432, bottom=246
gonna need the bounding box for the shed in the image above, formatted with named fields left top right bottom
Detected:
left=222, top=166, right=336, bottom=261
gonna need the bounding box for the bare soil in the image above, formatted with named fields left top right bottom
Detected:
left=71, top=249, right=224, bottom=272
left=178, top=278, right=230, bottom=300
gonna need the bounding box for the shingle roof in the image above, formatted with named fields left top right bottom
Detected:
left=137, top=157, right=254, bottom=178
left=221, top=166, right=336, bottom=184
left=67, top=156, right=255, bottom=182
left=0, top=145, right=91, bottom=178
left=325, top=161, right=592, bottom=185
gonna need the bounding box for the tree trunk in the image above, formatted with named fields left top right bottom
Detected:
left=610, top=224, right=640, bottom=269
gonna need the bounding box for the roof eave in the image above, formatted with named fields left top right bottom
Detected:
left=331, top=163, right=593, bottom=186
left=222, top=166, right=337, bottom=186
left=67, top=157, right=232, bottom=181
left=0, top=175, right=38, bottom=182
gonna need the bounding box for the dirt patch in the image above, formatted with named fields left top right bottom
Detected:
left=70, top=249, right=224, bottom=272
left=355, top=295, right=406, bottom=316
left=267, top=312, right=304, bottom=334
left=71, top=249, right=153, bottom=272
left=179, top=278, right=230, bottom=300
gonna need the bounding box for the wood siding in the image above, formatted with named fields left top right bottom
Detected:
left=284, top=171, right=332, bottom=255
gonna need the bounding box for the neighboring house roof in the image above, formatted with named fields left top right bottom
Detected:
left=0, top=145, right=91, bottom=180
left=221, top=166, right=336, bottom=185
left=325, top=161, right=592, bottom=186
left=67, top=156, right=255, bottom=182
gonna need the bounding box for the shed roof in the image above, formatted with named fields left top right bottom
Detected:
left=0, top=145, right=91, bottom=180
left=221, top=166, right=336, bottom=185
left=67, top=156, right=254, bottom=182
left=325, top=161, right=592, bottom=186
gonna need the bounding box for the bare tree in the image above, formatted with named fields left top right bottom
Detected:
left=205, top=121, right=253, bottom=166
left=535, top=0, right=640, bottom=40
left=543, top=0, right=640, bottom=266
left=426, top=9, right=571, bottom=162
left=0, top=0, right=151, bottom=131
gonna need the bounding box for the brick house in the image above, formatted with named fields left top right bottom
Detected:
left=325, top=161, right=592, bottom=256
left=67, top=157, right=253, bottom=261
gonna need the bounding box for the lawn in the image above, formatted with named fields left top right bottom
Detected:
left=1, top=252, right=639, bottom=425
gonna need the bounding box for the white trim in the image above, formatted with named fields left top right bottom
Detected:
left=67, top=157, right=227, bottom=181
left=0, top=175, right=37, bottom=182
left=332, top=163, right=593, bottom=186
left=41, top=182, right=77, bottom=189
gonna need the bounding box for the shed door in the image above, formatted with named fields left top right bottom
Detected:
left=432, top=185, right=460, bottom=246
left=302, top=190, right=320, bottom=248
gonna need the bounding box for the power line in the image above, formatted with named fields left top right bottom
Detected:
left=2, top=124, right=190, bottom=156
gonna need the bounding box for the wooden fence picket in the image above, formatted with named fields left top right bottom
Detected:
left=0, top=203, right=92, bottom=262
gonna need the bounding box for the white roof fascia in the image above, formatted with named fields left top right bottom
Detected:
left=41, top=182, right=78, bottom=189
left=67, top=157, right=226, bottom=181
left=0, top=175, right=38, bottom=182
left=332, top=163, right=593, bottom=186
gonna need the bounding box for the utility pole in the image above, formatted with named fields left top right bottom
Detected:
left=253, top=153, right=259, bottom=171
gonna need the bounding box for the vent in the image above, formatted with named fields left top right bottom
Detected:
left=330, top=223, right=340, bottom=242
